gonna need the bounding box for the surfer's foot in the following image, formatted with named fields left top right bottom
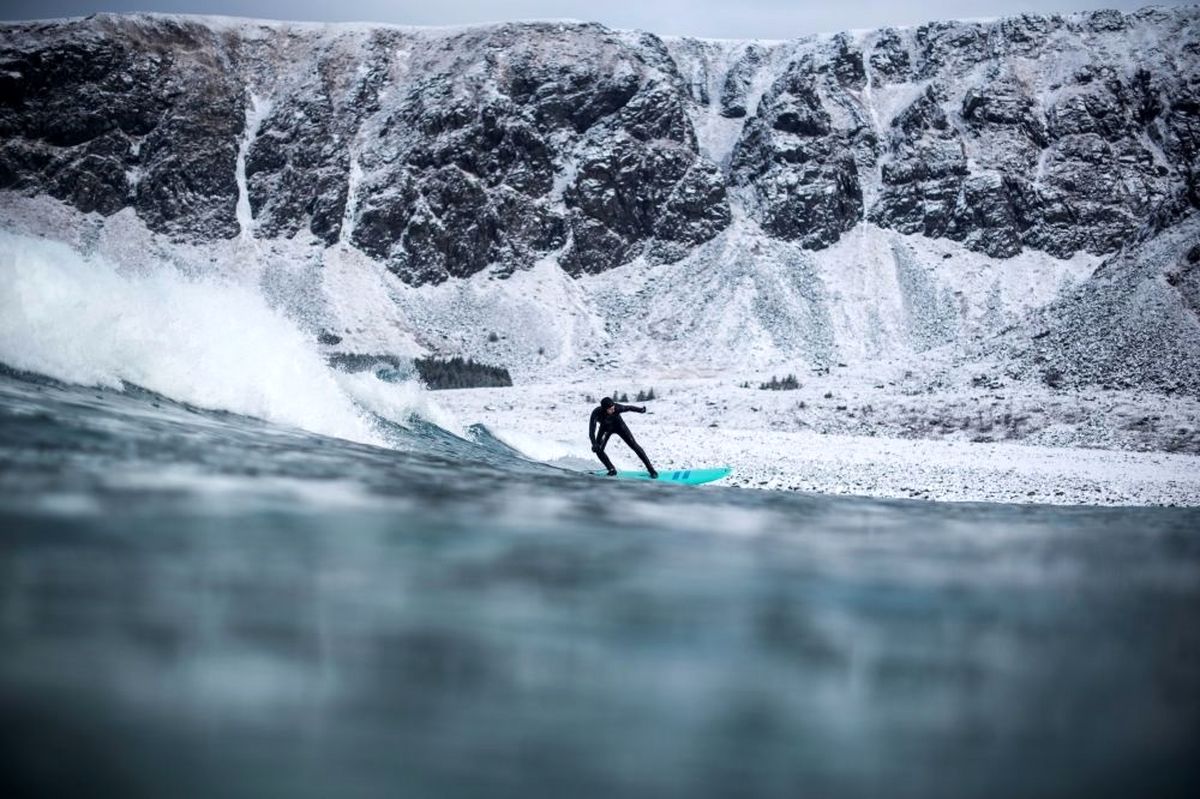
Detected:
left=648, top=468, right=658, bottom=479
left=606, top=469, right=617, bottom=476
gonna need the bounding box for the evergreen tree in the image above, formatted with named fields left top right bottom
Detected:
left=759, top=374, right=799, bottom=391
left=414, top=356, right=513, bottom=390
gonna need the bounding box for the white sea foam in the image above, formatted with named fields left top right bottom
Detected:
left=0, top=231, right=440, bottom=446
left=337, top=370, right=466, bottom=438
left=489, top=427, right=581, bottom=462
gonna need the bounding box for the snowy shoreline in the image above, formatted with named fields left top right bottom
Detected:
left=435, top=382, right=1200, bottom=507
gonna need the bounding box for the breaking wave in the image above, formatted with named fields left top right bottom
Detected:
left=0, top=231, right=448, bottom=446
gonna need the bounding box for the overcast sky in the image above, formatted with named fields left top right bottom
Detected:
left=1, top=1, right=1192, bottom=39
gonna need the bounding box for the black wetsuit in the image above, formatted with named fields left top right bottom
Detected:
left=589, top=403, right=655, bottom=474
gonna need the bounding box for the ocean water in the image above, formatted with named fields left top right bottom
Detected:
left=1, top=234, right=1198, bottom=797
left=3, top=368, right=1199, bottom=798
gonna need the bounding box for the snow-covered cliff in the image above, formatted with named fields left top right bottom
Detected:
left=1, top=8, right=1198, bottom=388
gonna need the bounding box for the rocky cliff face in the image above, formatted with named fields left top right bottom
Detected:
left=866, top=11, right=1199, bottom=259
left=1, top=8, right=1198, bottom=286
left=0, top=19, right=246, bottom=239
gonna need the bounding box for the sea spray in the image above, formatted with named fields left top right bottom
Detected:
left=0, top=231, right=448, bottom=445
left=336, top=369, right=466, bottom=439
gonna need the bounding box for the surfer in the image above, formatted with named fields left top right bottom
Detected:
left=589, top=397, right=658, bottom=478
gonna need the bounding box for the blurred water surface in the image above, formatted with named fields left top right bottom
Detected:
left=1, top=370, right=1198, bottom=798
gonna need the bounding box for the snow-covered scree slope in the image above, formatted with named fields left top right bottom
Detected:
left=982, top=213, right=1200, bottom=395
left=1, top=8, right=1198, bottom=469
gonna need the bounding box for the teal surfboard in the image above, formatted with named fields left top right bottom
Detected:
left=592, top=466, right=732, bottom=485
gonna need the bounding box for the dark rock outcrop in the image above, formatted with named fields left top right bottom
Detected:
left=343, top=23, right=730, bottom=283
left=562, top=136, right=729, bottom=273
left=730, top=56, right=864, bottom=248
left=0, top=18, right=243, bottom=238
left=868, top=28, right=911, bottom=84
left=719, top=44, right=766, bottom=118
left=869, top=9, right=1198, bottom=259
